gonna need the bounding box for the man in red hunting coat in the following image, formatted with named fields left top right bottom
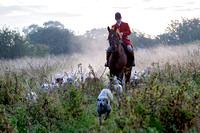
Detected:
left=105, top=12, right=135, bottom=67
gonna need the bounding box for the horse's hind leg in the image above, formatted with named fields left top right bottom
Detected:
left=125, top=67, right=132, bottom=83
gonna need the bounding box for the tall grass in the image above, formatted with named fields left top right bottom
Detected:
left=1, top=43, right=199, bottom=73
left=0, top=44, right=200, bottom=132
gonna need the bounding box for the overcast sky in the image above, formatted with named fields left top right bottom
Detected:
left=0, top=0, right=200, bottom=36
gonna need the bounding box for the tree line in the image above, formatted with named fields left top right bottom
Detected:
left=0, top=18, right=200, bottom=59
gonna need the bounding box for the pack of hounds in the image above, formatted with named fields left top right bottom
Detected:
left=25, top=64, right=153, bottom=126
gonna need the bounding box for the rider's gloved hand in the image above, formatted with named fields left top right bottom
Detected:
left=120, top=32, right=123, bottom=36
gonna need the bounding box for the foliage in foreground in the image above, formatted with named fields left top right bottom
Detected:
left=0, top=61, right=200, bottom=133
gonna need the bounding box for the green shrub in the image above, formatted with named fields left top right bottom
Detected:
left=0, top=61, right=199, bottom=132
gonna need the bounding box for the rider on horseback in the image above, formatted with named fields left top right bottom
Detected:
left=105, top=12, right=135, bottom=67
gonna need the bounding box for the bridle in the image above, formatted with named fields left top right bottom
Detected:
left=108, top=31, right=120, bottom=52
left=109, top=40, right=117, bottom=45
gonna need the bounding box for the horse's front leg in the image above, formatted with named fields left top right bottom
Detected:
left=110, top=71, right=114, bottom=82
left=119, top=71, right=123, bottom=81
left=118, top=71, right=126, bottom=93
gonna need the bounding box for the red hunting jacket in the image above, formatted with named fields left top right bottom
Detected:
left=112, top=21, right=133, bottom=47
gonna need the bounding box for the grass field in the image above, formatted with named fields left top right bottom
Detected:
left=0, top=44, right=200, bottom=132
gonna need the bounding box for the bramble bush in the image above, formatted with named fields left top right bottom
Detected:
left=0, top=61, right=200, bottom=132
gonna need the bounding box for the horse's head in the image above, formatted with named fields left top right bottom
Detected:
left=107, top=26, right=122, bottom=52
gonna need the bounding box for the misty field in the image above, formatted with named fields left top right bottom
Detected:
left=0, top=44, right=200, bottom=132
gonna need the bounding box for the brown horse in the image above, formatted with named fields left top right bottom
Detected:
left=107, top=26, right=132, bottom=84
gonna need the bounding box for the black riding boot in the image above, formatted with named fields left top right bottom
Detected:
left=105, top=51, right=111, bottom=67
left=131, top=51, right=135, bottom=67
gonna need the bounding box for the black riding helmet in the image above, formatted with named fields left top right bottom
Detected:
left=115, top=12, right=121, bottom=20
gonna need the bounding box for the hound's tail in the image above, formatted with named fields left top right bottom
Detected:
left=25, top=80, right=32, bottom=92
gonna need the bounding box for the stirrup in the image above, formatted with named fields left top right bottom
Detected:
left=105, top=62, right=108, bottom=67
left=131, top=61, right=135, bottom=67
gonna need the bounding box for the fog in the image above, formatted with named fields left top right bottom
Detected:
left=1, top=40, right=199, bottom=78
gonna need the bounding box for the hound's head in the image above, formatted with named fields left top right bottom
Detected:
left=54, top=74, right=64, bottom=84
left=55, top=77, right=64, bottom=84
left=67, top=77, right=74, bottom=84
left=97, top=97, right=108, bottom=109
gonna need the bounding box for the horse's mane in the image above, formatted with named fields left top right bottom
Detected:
left=112, top=27, right=122, bottom=40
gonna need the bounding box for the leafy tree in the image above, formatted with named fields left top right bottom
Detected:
left=27, top=21, right=78, bottom=55
left=29, top=44, right=49, bottom=57
left=43, top=21, right=64, bottom=29
left=23, top=24, right=40, bottom=34
left=177, top=18, right=200, bottom=43
left=0, top=27, right=48, bottom=59
left=129, top=29, right=158, bottom=48
left=0, top=27, right=29, bottom=58
left=84, top=28, right=108, bottom=39
left=158, top=17, right=200, bottom=44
